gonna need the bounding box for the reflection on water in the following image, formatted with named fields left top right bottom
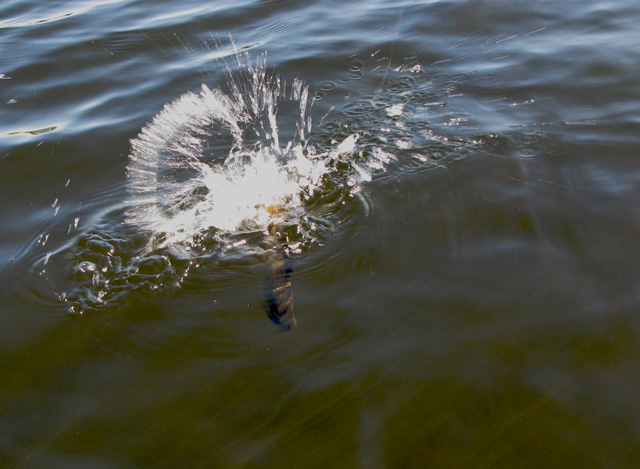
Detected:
left=1, top=0, right=640, bottom=466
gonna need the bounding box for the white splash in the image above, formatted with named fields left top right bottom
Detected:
left=126, top=51, right=392, bottom=251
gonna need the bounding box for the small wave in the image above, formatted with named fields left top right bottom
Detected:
left=0, top=1, right=124, bottom=29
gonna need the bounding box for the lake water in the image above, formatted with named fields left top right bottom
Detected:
left=2, top=0, right=640, bottom=466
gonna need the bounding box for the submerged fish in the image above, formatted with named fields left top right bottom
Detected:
left=262, top=220, right=296, bottom=329
left=264, top=248, right=296, bottom=329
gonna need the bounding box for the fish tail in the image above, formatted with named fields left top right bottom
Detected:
left=264, top=249, right=296, bottom=329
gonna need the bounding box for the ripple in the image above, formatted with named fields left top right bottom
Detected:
left=313, top=81, right=337, bottom=101
left=339, top=59, right=365, bottom=84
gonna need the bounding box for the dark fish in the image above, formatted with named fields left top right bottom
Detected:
left=264, top=249, right=296, bottom=330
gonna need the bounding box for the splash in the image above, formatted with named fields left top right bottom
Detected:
left=126, top=51, right=378, bottom=256
left=62, top=49, right=434, bottom=316
left=124, top=50, right=383, bottom=328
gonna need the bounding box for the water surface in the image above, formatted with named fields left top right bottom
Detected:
left=1, top=0, right=640, bottom=466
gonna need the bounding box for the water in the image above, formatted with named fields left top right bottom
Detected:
left=1, top=0, right=640, bottom=466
